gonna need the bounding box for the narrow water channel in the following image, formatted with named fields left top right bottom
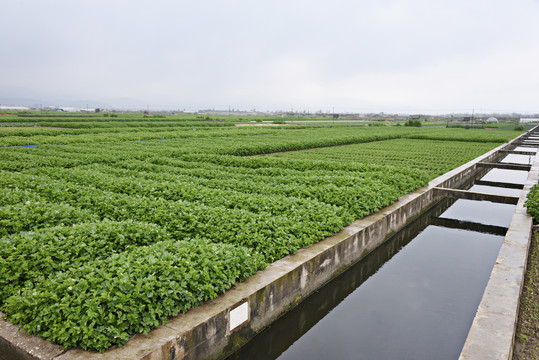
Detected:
left=467, top=184, right=522, bottom=197
left=479, top=168, right=528, bottom=184
left=514, top=146, right=538, bottom=152
left=226, top=192, right=513, bottom=360
left=437, top=199, right=515, bottom=228
left=501, top=154, right=534, bottom=165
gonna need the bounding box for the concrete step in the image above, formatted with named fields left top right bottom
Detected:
left=476, top=162, right=531, bottom=171
left=499, top=150, right=537, bottom=155
left=433, top=187, right=520, bottom=205
left=430, top=217, right=508, bottom=236
left=474, top=180, right=524, bottom=189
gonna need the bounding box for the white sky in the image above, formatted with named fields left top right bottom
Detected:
left=2, top=0, right=539, bottom=113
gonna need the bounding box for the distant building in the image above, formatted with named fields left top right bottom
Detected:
left=520, top=118, right=539, bottom=123
left=0, top=105, right=29, bottom=110
left=486, top=117, right=498, bottom=123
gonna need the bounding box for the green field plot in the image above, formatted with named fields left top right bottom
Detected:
left=267, top=138, right=498, bottom=176
left=0, top=116, right=521, bottom=351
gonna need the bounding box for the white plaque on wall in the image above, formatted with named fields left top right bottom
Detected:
left=229, top=302, right=249, bottom=331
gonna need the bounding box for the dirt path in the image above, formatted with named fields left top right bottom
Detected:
left=513, top=231, right=539, bottom=359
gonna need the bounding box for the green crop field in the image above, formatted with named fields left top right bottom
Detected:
left=0, top=114, right=522, bottom=351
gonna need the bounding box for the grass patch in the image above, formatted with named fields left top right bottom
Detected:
left=514, top=232, right=539, bottom=359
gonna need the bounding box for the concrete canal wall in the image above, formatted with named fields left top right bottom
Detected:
left=0, top=129, right=535, bottom=360
left=460, top=131, right=539, bottom=359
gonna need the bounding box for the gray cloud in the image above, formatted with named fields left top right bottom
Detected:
left=2, top=0, right=539, bottom=113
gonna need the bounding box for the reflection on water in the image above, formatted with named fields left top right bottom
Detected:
left=479, top=168, right=528, bottom=184
left=501, top=154, right=534, bottom=165
left=226, top=198, right=506, bottom=360
left=513, top=146, right=538, bottom=152
left=468, top=184, right=522, bottom=197
left=438, top=199, right=515, bottom=228
left=275, top=228, right=502, bottom=360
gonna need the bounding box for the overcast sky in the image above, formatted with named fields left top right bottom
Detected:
left=2, top=0, right=539, bottom=113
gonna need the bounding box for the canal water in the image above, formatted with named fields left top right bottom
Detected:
left=437, top=199, right=515, bottom=228
left=514, top=146, right=538, bottom=152
left=467, top=184, right=522, bottom=197
left=479, top=168, right=528, bottom=184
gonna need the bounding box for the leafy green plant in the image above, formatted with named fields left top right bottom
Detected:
left=526, top=184, right=539, bottom=222
left=404, top=119, right=422, bottom=127
left=3, top=239, right=265, bottom=351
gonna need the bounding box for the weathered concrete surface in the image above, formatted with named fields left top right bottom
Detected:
left=0, top=129, right=533, bottom=360
left=474, top=180, right=524, bottom=189
left=430, top=217, right=509, bottom=236
left=500, top=150, right=537, bottom=156
left=459, top=131, right=539, bottom=360
left=476, top=162, right=532, bottom=171
left=513, top=141, right=539, bottom=146
left=433, top=187, right=520, bottom=205
left=0, top=312, right=65, bottom=360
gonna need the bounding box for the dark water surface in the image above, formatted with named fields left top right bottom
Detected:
left=501, top=154, right=534, bottom=165
left=468, top=184, right=523, bottom=197
left=479, top=168, right=528, bottom=184
left=227, top=197, right=508, bottom=360
left=438, top=199, right=516, bottom=228
left=513, top=146, right=538, bottom=152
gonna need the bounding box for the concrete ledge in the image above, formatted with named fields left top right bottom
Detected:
left=0, top=312, right=64, bottom=360
left=433, top=187, right=520, bottom=205
left=0, top=130, right=533, bottom=360
left=430, top=217, right=509, bottom=236
left=499, top=150, right=537, bottom=156
left=459, top=129, right=539, bottom=360
left=512, top=144, right=539, bottom=148
left=513, top=142, right=539, bottom=146
left=474, top=180, right=524, bottom=189
left=477, top=162, right=532, bottom=171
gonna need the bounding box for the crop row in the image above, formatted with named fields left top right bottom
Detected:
left=269, top=139, right=499, bottom=176
left=0, top=170, right=345, bottom=261
left=0, top=125, right=519, bottom=148
left=2, top=236, right=264, bottom=350
left=525, top=184, right=539, bottom=221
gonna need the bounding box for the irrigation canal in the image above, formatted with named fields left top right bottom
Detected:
left=226, top=141, right=535, bottom=360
